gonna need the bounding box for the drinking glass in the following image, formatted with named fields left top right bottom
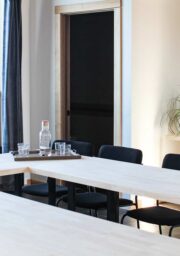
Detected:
left=18, top=143, right=29, bottom=156
left=58, top=142, right=65, bottom=155
left=65, top=144, right=71, bottom=155
left=55, top=142, right=61, bottom=155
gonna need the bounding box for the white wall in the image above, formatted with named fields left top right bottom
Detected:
left=131, top=0, right=180, bottom=166
left=122, top=0, right=132, bottom=147
left=22, top=0, right=53, bottom=149
left=22, top=0, right=180, bottom=167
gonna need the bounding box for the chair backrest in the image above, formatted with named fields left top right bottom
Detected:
left=98, top=145, right=143, bottom=164
left=162, top=153, right=180, bottom=170
left=52, top=140, right=93, bottom=156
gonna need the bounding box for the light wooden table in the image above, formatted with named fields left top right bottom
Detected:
left=0, top=153, right=180, bottom=222
left=0, top=192, right=179, bottom=256
left=0, top=153, right=30, bottom=195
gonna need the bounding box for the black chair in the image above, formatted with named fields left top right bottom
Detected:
left=121, top=154, right=180, bottom=236
left=22, top=140, right=93, bottom=200
left=62, top=145, right=143, bottom=218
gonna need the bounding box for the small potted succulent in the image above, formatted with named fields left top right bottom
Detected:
left=161, top=95, right=180, bottom=135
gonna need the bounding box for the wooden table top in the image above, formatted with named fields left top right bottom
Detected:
left=0, top=153, right=180, bottom=205
left=0, top=192, right=179, bottom=256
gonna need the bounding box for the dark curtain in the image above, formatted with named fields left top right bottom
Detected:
left=1, top=0, right=23, bottom=191
left=6, top=0, right=23, bottom=151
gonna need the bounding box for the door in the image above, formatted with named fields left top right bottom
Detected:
left=68, top=12, right=114, bottom=155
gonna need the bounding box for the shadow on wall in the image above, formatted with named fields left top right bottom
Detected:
left=29, top=0, right=52, bottom=149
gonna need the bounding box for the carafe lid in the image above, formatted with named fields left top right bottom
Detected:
left=41, top=120, right=49, bottom=129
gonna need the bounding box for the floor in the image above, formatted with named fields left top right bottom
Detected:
left=23, top=193, right=180, bottom=239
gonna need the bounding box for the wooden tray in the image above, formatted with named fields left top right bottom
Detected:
left=13, top=150, right=81, bottom=161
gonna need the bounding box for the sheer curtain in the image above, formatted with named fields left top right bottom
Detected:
left=1, top=0, right=23, bottom=191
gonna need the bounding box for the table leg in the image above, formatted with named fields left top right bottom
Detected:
left=67, top=182, right=76, bottom=211
left=14, top=173, right=24, bottom=196
left=48, top=177, right=56, bottom=206
left=107, top=191, right=119, bottom=223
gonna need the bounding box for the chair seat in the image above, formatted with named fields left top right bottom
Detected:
left=22, top=183, right=68, bottom=197
left=126, top=206, right=180, bottom=226
left=63, top=192, right=134, bottom=210
left=118, top=198, right=135, bottom=207
left=75, top=192, right=107, bottom=209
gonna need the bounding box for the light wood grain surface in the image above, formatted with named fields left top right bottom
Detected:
left=0, top=153, right=29, bottom=175
left=0, top=153, right=180, bottom=205
left=0, top=192, right=179, bottom=256
left=28, top=156, right=180, bottom=205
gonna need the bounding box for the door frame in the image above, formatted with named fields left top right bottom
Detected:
left=54, top=0, right=122, bottom=145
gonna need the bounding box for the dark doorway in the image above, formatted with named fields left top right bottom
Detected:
left=69, top=12, right=114, bottom=155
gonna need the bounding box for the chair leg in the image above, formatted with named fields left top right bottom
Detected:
left=121, top=214, right=127, bottom=224
left=94, top=210, right=98, bottom=217
left=169, top=226, right=174, bottom=237
left=56, top=198, right=62, bottom=207
left=135, top=195, right=138, bottom=209
left=169, top=225, right=180, bottom=237
left=134, top=196, right=140, bottom=228
left=137, top=220, right=140, bottom=229
left=121, top=213, right=140, bottom=229
left=159, top=225, right=162, bottom=235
